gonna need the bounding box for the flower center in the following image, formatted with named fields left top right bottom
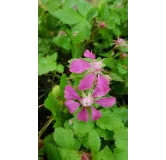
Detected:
left=82, top=96, right=93, bottom=107
left=91, top=61, right=103, bottom=72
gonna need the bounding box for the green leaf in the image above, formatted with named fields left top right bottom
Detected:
left=96, top=110, right=124, bottom=132
left=38, top=53, right=58, bottom=75
left=73, top=139, right=81, bottom=150
left=44, top=92, right=62, bottom=117
left=110, top=72, right=124, bottom=82
left=99, top=4, right=110, bottom=21
left=88, top=129, right=101, bottom=153
left=103, top=58, right=115, bottom=68
left=44, top=135, right=62, bottom=160
left=95, top=128, right=114, bottom=140
left=73, top=119, right=94, bottom=137
left=53, top=35, right=72, bottom=50
left=52, top=85, right=60, bottom=98
left=117, top=64, right=127, bottom=75
left=48, top=0, right=62, bottom=15
left=77, top=0, right=92, bottom=17
left=111, top=106, right=128, bottom=124
left=71, top=45, right=84, bottom=58
left=71, top=20, right=91, bottom=44
left=62, top=0, right=77, bottom=9
left=86, top=7, right=98, bottom=21
left=56, top=64, right=64, bottom=73
left=53, top=127, right=75, bottom=149
left=113, top=127, right=128, bottom=160
left=99, top=146, right=116, bottom=160
left=54, top=8, right=84, bottom=25
left=59, top=74, right=67, bottom=100
left=80, top=134, right=90, bottom=149
left=114, top=148, right=128, bottom=160
left=58, top=147, right=81, bottom=160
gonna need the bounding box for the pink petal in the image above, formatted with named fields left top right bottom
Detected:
left=69, top=59, right=90, bottom=73
left=78, top=73, right=95, bottom=90
left=92, top=74, right=110, bottom=97
left=91, top=107, right=102, bottom=121
left=83, top=50, right=96, bottom=59
left=64, top=85, right=81, bottom=100
left=65, top=100, right=80, bottom=114
left=95, top=97, right=116, bottom=107
left=77, top=107, right=89, bottom=122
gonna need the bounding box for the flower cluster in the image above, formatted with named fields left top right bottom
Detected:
left=64, top=50, right=116, bottom=122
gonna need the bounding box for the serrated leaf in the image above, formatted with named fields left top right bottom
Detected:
left=111, top=107, right=128, bottom=124
left=38, top=53, right=58, bottom=75
left=54, top=8, right=83, bottom=25
left=73, top=119, right=94, bottom=137
left=114, top=128, right=128, bottom=150
left=80, top=134, right=90, bottom=149
left=59, top=74, right=67, bottom=100
left=44, top=135, right=62, bottom=160
left=99, top=4, right=110, bottom=21
left=53, top=127, right=75, bottom=149
left=96, top=110, right=124, bottom=131
left=48, top=0, right=62, bottom=15
left=73, top=139, right=81, bottom=150
left=58, top=147, right=81, bottom=160
left=77, top=0, right=92, bottom=17
left=95, top=128, right=113, bottom=140
left=62, top=0, right=77, bottom=9
left=114, top=148, right=128, bottom=160
left=110, top=72, right=124, bottom=82
left=71, top=20, right=91, bottom=44
left=99, top=146, right=116, bottom=160
left=88, top=129, right=101, bottom=153
left=44, top=92, right=62, bottom=117
left=53, top=35, right=72, bottom=50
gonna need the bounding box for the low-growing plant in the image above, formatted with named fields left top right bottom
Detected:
left=38, top=0, right=128, bottom=160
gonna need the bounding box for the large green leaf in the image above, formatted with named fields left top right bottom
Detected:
left=88, top=129, right=101, bottom=153
left=53, top=127, right=75, bottom=149
left=99, top=146, right=116, bottom=160
left=96, top=110, right=124, bottom=132
left=54, top=8, right=84, bottom=25
left=95, top=128, right=114, bottom=140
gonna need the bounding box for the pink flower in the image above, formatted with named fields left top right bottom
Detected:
left=69, top=50, right=111, bottom=95
left=64, top=85, right=116, bottom=122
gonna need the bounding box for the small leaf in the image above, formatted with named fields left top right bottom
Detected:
left=54, top=8, right=84, bottom=25
left=110, top=72, right=124, bottom=82
left=59, top=74, right=68, bottom=100
left=56, top=64, right=64, bottom=73
left=44, top=135, right=62, bottom=160
left=58, top=147, right=81, bottom=160
left=88, top=129, right=101, bottom=153
left=72, top=45, right=84, bottom=58
left=99, top=146, right=116, bottom=160
left=53, top=35, right=72, bottom=50
left=95, top=128, right=114, bottom=140
left=44, top=92, right=62, bottom=117
left=53, top=127, right=75, bottom=149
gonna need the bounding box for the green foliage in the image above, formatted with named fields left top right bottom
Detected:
left=38, top=0, right=128, bottom=160
left=73, top=119, right=94, bottom=137
left=39, top=53, right=64, bottom=75
left=88, top=129, right=101, bottom=153
left=99, top=146, right=116, bottom=160
left=96, top=110, right=124, bottom=132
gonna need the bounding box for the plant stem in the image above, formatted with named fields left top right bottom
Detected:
left=38, top=117, right=54, bottom=139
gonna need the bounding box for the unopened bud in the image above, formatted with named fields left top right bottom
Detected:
left=120, top=53, right=127, bottom=59
left=58, top=30, right=66, bottom=36
left=99, top=21, right=105, bottom=28
left=69, top=119, right=73, bottom=125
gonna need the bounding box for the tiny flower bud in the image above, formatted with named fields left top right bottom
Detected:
left=99, top=21, right=105, bottom=28
left=58, top=30, right=66, bottom=36
left=120, top=53, right=127, bottom=59
left=73, top=31, right=79, bottom=36
left=69, top=119, right=73, bottom=125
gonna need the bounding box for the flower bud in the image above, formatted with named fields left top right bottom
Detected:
left=99, top=21, right=105, bottom=28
